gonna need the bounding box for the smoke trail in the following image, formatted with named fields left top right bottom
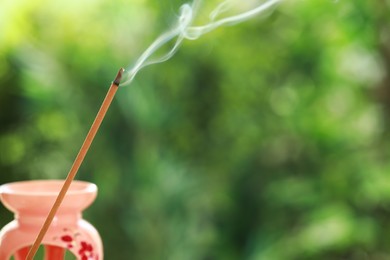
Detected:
left=121, top=0, right=280, bottom=86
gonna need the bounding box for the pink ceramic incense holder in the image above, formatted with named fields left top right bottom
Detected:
left=0, top=180, right=102, bottom=259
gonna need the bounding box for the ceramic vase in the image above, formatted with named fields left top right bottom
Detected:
left=0, top=180, right=102, bottom=260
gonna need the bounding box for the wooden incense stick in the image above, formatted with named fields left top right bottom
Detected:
left=26, top=68, right=125, bottom=260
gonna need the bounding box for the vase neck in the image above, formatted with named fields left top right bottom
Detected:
left=16, top=211, right=82, bottom=227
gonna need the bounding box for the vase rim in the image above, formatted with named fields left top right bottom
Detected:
left=0, top=180, right=97, bottom=197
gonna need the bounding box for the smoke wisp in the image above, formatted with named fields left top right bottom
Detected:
left=121, top=0, right=280, bottom=86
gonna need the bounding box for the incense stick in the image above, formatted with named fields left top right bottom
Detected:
left=26, top=68, right=124, bottom=260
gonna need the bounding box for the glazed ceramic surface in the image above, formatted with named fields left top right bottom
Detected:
left=0, top=180, right=102, bottom=260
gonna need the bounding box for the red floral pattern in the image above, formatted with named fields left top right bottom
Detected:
left=79, top=241, right=95, bottom=260
left=61, top=235, right=73, bottom=242
left=55, top=229, right=98, bottom=259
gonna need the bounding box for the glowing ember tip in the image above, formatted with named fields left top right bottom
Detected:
left=113, top=68, right=125, bottom=86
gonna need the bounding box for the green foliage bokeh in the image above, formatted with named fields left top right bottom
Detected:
left=1, top=0, right=390, bottom=259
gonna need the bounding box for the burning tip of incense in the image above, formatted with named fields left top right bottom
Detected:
left=113, top=68, right=125, bottom=86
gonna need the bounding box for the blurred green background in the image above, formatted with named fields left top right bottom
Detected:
left=1, top=0, right=390, bottom=259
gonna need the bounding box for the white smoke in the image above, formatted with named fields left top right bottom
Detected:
left=121, top=0, right=280, bottom=86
